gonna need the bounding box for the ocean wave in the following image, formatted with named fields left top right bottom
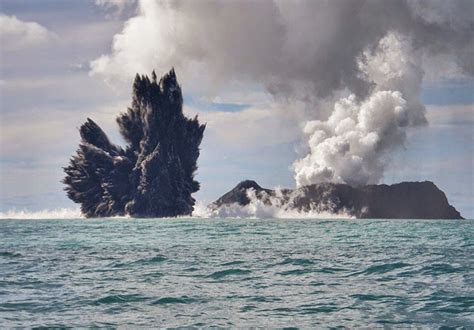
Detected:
left=207, top=268, right=252, bottom=279
left=151, top=296, right=201, bottom=305
left=93, top=294, right=149, bottom=305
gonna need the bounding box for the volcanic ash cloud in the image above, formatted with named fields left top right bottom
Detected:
left=63, top=69, right=205, bottom=218
left=293, top=33, right=426, bottom=187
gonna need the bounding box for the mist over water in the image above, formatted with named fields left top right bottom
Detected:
left=0, top=208, right=82, bottom=220
left=1, top=218, right=472, bottom=327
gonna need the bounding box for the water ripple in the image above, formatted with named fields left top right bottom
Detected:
left=151, top=296, right=201, bottom=305
left=93, top=294, right=149, bottom=305
left=351, top=262, right=411, bottom=275
left=0, top=218, right=472, bottom=327
left=208, top=268, right=252, bottom=279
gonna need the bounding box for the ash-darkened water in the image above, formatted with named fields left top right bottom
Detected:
left=0, top=218, right=472, bottom=327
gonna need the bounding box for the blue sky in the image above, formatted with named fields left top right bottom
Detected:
left=0, top=0, right=473, bottom=218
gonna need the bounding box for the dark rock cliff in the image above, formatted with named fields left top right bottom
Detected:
left=211, top=180, right=463, bottom=219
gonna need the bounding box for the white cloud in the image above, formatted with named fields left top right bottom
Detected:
left=0, top=14, right=55, bottom=51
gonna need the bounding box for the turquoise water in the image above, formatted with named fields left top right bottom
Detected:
left=0, top=218, right=473, bottom=327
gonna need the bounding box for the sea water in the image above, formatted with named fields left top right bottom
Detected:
left=0, top=218, right=472, bottom=327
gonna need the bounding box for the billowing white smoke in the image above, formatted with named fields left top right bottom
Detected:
left=294, top=33, right=426, bottom=187
left=91, top=0, right=473, bottom=99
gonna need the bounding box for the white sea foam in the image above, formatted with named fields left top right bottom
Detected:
left=0, top=208, right=83, bottom=219
left=198, top=203, right=352, bottom=219
left=1, top=196, right=351, bottom=220
left=192, top=189, right=353, bottom=220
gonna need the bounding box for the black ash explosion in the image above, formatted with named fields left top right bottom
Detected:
left=63, top=69, right=205, bottom=218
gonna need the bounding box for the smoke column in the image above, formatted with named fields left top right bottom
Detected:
left=294, top=33, right=426, bottom=186
left=63, top=69, right=205, bottom=217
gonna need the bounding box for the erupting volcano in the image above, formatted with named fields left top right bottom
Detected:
left=63, top=69, right=205, bottom=218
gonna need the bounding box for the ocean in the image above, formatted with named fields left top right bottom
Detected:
left=0, top=218, right=473, bottom=327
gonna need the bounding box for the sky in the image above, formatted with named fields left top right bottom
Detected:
left=0, top=0, right=473, bottom=218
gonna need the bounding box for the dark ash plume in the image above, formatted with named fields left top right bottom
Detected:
left=63, top=69, right=205, bottom=218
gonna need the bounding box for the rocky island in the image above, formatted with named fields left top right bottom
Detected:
left=211, top=180, right=463, bottom=219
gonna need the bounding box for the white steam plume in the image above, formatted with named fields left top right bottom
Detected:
left=294, top=33, right=426, bottom=186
